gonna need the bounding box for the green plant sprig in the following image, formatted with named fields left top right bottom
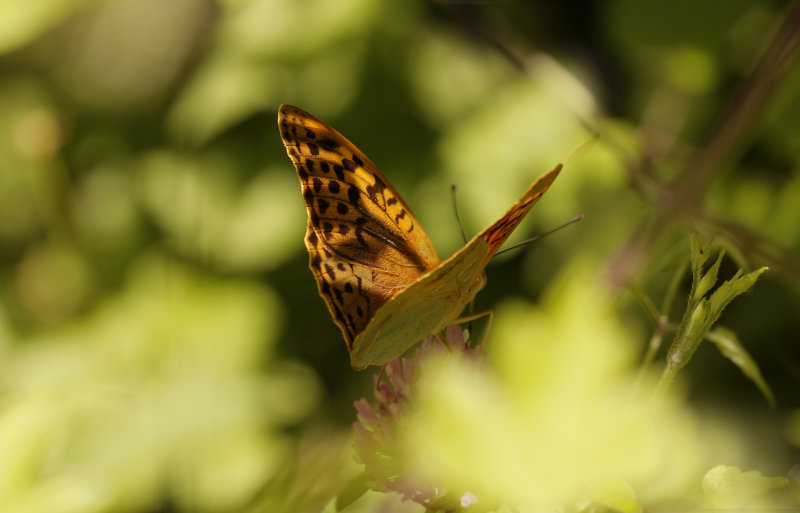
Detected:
left=635, top=234, right=771, bottom=403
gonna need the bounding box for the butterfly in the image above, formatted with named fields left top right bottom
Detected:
left=278, top=104, right=561, bottom=369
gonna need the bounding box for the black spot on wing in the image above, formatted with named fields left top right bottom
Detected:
left=319, top=137, right=340, bottom=152
left=347, top=185, right=359, bottom=207
left=345, top=313, right=357, bottom=335
left=365, top=173, right=386, bottom=203
left=342, top=158, right=356, bottom=171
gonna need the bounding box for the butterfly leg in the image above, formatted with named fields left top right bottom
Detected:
left=375, top=364, right=388, bottom=390
left=454, top=309, right=493, bottom=354
left=431, top=331, right=457, bottom=370
left=432, top=331, right=448, bottom=349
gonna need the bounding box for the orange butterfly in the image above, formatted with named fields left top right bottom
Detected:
left=279, top=105, right=561, bottom=369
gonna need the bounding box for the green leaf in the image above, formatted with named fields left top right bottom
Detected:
left=707, top=327, right=775, bottom=407
left=707, top=267, right=768, bottom=326
left=689, top=232, right=713, bottom=286
left=703, top=465, right=789, bottom=507
left=321, top=498, right=338, bottom=513
left=695, top=249, right=725, bottom=299
left=331, top=472, right=370, bottom=512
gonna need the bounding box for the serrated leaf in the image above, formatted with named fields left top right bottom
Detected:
left=690, top=232, right=713, bottom=275
left=707, top=267, right=768, bottom=326
left=696, top=249, right=725, bottom=299
left=707, top=327, right=775, bottom=407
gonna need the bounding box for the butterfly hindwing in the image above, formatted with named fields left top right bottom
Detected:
left=350, top=239, right=489, bottom=368
left=349, top=165, right=562, bottom=368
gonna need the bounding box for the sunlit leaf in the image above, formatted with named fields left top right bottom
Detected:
left=0, top=0, right=101, bottom=54
left=0, top=256, right=320, bottom=513
left=398, top=264, right=707, bottom=510
left=702, top=465, right=788, bottom=508
left=706, top=327, right=775, bottom=407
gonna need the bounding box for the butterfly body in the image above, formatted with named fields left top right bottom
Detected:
left=278, top=104, right=560, bottom=369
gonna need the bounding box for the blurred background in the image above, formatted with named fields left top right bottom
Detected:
left=0, top=0, right=798, bottom=512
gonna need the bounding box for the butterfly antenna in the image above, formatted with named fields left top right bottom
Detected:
left=495, top=214, right=584, bottom=257
left=565, top=132, right=600, bottom=165
left=450, top=185, right=469, bottom=244
left=451, top=185, right=476, bottom=325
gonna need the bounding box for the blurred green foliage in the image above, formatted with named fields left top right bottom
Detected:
left=0, top=0, right=799, bottom=512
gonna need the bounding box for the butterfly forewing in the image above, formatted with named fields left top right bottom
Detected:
left=279, top=104, right=440, bottom=347
left=477, top=164, right=562, bottom=262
